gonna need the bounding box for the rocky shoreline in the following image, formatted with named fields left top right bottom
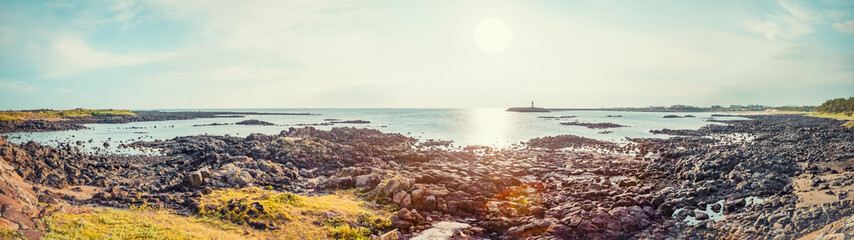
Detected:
left=0, top=111, right=312, bottom=133
left=0, top=114, right=852, bottom=239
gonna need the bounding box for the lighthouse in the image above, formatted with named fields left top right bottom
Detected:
left=506, top=101, right=550, bottom=112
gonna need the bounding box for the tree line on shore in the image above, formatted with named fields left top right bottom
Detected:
left=816, top=97, right=854, bottom=114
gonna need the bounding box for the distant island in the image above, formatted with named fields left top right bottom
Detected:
left=506, top=101, right=551, bottom=112
left=509, top=103, right=819, bottom=113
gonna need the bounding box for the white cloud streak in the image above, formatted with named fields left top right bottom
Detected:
left=743, top=1, right=814, bottom=40
left=834, top=20, right=854, bottom=34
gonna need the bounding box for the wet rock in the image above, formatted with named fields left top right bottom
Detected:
left=710, top=203, right=721, bottom=213
left=724, top=199, right=745, bottom=214
left=694, top=211, right=709, bottom=220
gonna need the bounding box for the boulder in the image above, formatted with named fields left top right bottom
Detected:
left=710, top=203, right=721, bottom=213
left=390, top=215, right=412, bottom=230
left=383, top=178, right=402, bottom=195
left=410, top=189, right=424, bottom=203
left=225, top=169, right=253, bottom=187
left=185, top=170, right=204, bottom=187
left=401, top=194, right=412, bottom=209
left=392, top=191, right=408, bottom=205
left=694, top=211, right=709, bottom=220
left=354, top=174, right=380, bottom=188
left=328, top=176, right=354, bottom=189
left=398, top=208, right=415, bottom=222
left=424, top=196, right=438, bottom=211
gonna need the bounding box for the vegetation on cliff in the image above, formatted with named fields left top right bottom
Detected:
left=0, top=108, right=135, bottom=121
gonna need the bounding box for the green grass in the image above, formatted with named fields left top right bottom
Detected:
left=0, top=108, right=135, bottom=121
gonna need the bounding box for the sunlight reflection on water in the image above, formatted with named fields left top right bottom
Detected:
left=470, top=108, right=511, bottom=147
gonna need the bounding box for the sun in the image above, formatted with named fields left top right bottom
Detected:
left=473, top=18, right=513, bottom=54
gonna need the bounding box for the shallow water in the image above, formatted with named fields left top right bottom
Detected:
left=2, top=109, right=748, bottom=153
left=674, top=196, right=767, bottom=225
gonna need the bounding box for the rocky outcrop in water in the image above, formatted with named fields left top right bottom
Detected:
left=560, top=121, right=627, bottom=129
left=235, top=119, right=276, bottom=126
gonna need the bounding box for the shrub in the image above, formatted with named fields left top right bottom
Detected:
left=330, top=226, right=371, bottom=240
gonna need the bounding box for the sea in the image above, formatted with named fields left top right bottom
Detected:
left=1, top=109, right=748, bottom=154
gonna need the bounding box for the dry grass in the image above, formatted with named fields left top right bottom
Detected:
left=807, top=112, right=854, bottom=128
left=808, top=112, right=854, bottom=120
left=43, top=188, right=392, bottom=240
left=0, top=109, right=135, bottom=121
left=197, top=187, right=391, bottom=239
left=43, top=205, right=254, bottom=240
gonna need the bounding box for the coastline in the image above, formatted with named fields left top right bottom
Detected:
left=0, top=110, right=314, bottom=134
left=0, top=113, right=852, bottom=239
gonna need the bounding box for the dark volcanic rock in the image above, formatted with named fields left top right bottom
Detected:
left=560, top=121, right=627, bottom=129
left=234, top=119, right=275, bottom=126
left=641, top=114, right=854, bottom=239
left=328, top=120, right=370, bottom=124
left=649, top=128, right=704, bottom=136
left=527, top=134, right=620, bottom=150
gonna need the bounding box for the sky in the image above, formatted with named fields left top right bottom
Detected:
left=1, top=0, right=853, bottom=110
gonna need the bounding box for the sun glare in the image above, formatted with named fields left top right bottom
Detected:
left=473, top=18, right=513, bottom=54
left=469, top=108, right=510, bottom=146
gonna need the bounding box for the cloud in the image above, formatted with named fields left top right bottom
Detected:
left=109, top=0, right=143, bottom=31
left=0, top=79, right=37, bottom=94
left=41, top=34, right=181, bottom=78
left=743, top=1, right=814, bottom=40
left=779, top=1, right=811, bottom=21
left=834, top=20, right=854, bottom=34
